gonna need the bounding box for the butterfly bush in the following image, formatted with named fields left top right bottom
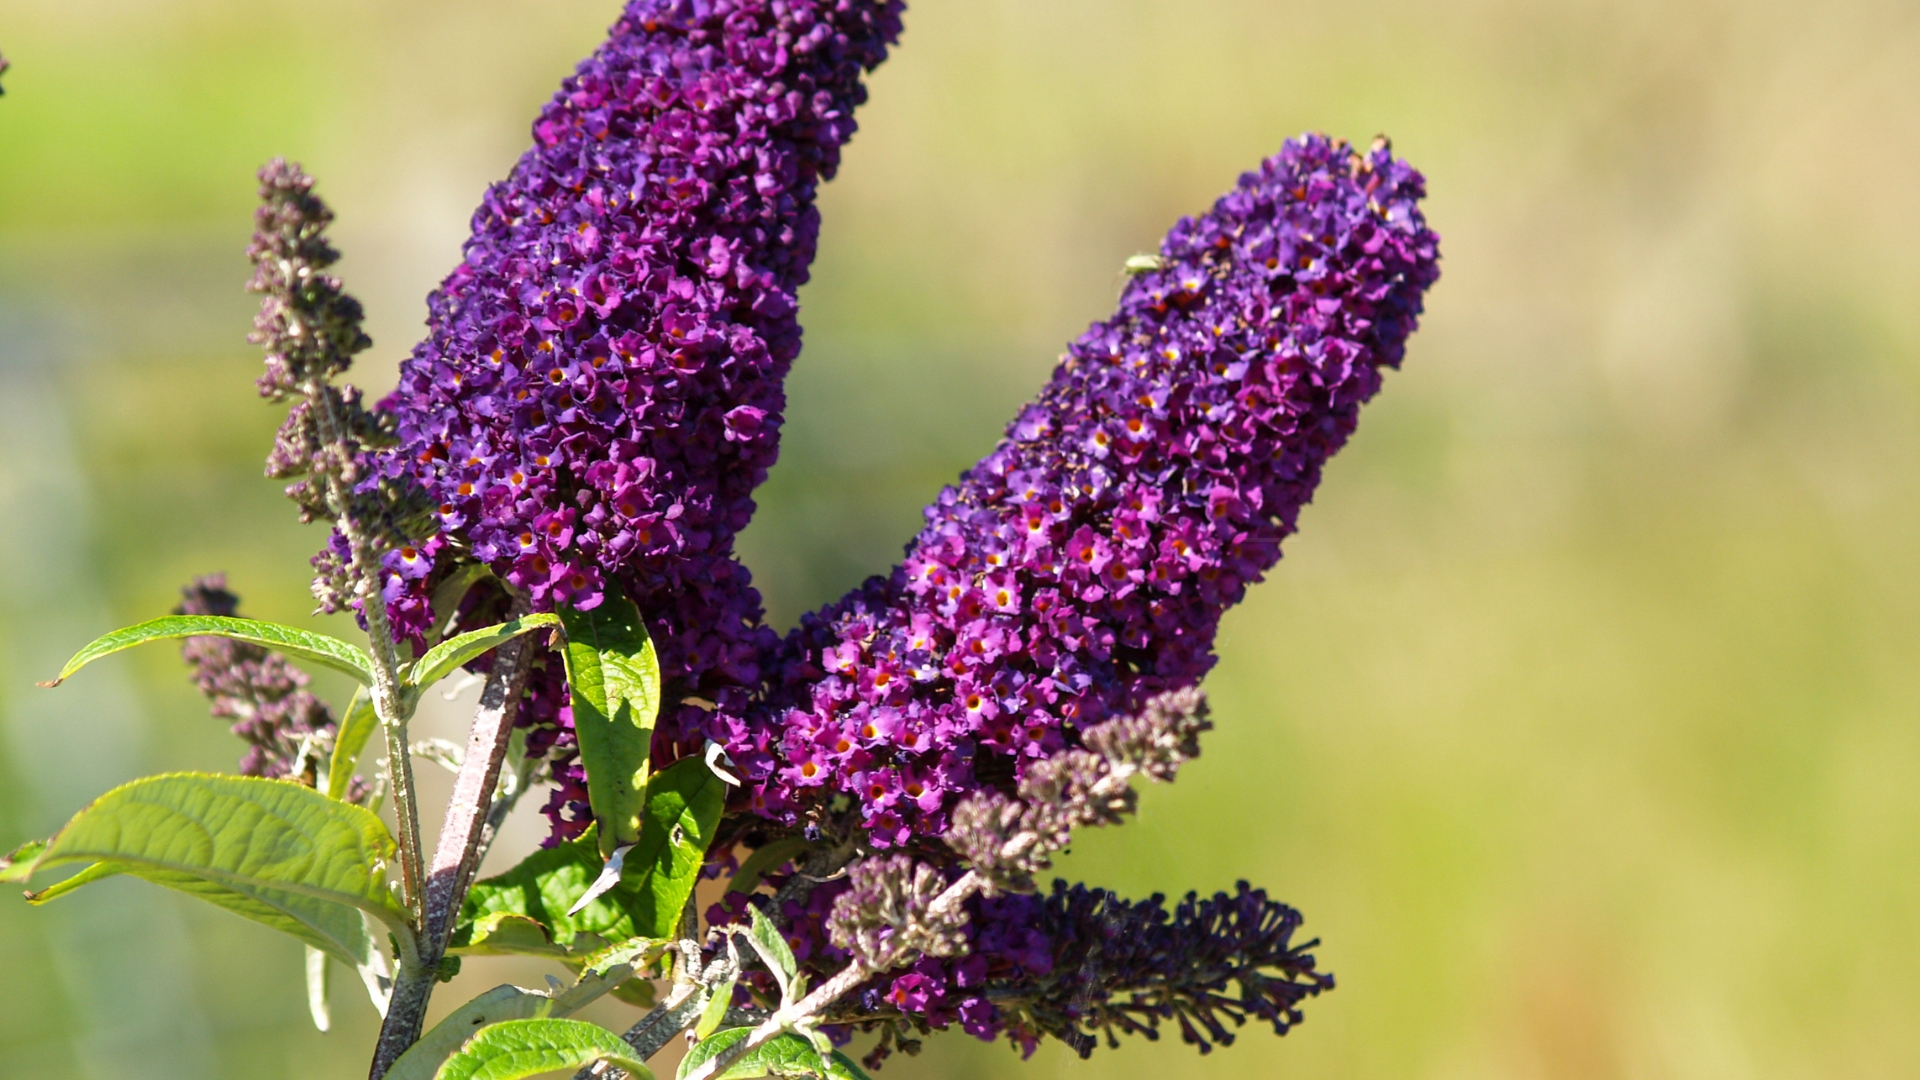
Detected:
left=367, top=0, right=905, bottom=840
left=714, top=134, right=1441, bottom=845
left=11, top=5, right=1446, bottom=1077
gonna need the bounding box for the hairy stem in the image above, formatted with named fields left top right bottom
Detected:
left=367, top=622, right=535, bottom=1079
left=299, top=371, right=427, bottom=913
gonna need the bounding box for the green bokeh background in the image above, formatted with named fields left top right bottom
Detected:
left=4, top=1, right=1919, bottom=1077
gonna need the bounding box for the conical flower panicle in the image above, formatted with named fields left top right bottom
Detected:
left=367, top=0, right=906, bottom=841
left=717, top=134, right=1441, bottom=847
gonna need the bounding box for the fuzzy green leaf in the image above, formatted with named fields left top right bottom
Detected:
left=745, top=905, right=798, bottom=1005
left=695, top=976, right=737, bottom=1041
left=45, top=615, right=374, bottom=687
left=327, top=688, right=379, bottom=802
left=619, top=757, right=727, bottom=940
left=558, top=596, right=660, bottom=855
left=406, top=613, right=560, bottom=692
left=678, top=1029, right=843, bottom=1080
left=23, top=773, right=409, bottom=962
left=456, top=824, right=640, bottom=952
left=435, top=1018, right=650, bottom=1080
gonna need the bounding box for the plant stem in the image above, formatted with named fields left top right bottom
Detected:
left=367, top=615, right=535, bottom=1080
left=301, top=373, right=428, bottom=912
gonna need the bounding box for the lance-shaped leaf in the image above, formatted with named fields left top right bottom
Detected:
left=455, top=824, right=643, bottom=953
left=558, top=596, right=660, bottom=855
left=678, top=1028, right=864, bottom=1080
left=744, top=905, right=799, bottom=1007
left=43, top=615, right=375, bottom=687
left=405, top=613, right=560, bottom=692
left=327, top=688, right=379, bottom=801
left=695, top=975, right=738, bottom=1041
left=618, top=757, right=727, bottom=940
left=22, top=773, right=411, bottom=964
left=0, top=839, right=47, bottom=883
left=436, top=1018, right=651, bottom=1080
left=725, top=838, right=810, bottom=899
left=454, top=912, right=569, bottom=958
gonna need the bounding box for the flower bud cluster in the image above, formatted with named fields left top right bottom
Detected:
left=947, top=687, right=1209, bottom=894
left=825, top=854, right=965, bottom=974
left=247, top=160, right=435, bottom=613
left=719, top=134, right=1440, bottom=846
left=174, top=575, right=357, bottom=794
left=1007, top=880, right=1332, bottom=1057
left=720, top=689, right=1232, bottom=1053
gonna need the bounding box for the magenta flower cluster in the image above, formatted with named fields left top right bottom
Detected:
left=366, top=0, right=904, bottom=839
left=708, top=135, right=1441, bottom=845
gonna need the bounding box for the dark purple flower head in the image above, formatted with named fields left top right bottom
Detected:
left=367, top=0, right=905, bottom=840
left=719, top=134, right=1440, bottom=843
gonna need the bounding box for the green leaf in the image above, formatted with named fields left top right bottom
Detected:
left=387, top=985, right=554, bottom=1080
left=619, top=757, right=727, bottom=940
left=429, top=563, right=496, bottom=641
left=23, top=860, right=123, bottom=901
left=456, top=824, right=640, bottom=952
left=745, top=905, right=797, bottom=1006
left=0, top=838, right=47, bottom=883
left=823, top=1053, right=873, bottom=1080
left=44, top=615, right=375, bottom=687
left=406, top=613, right=560, bottom=692
left=435, top=1018, right=650, bottom=1080
left=451, top=912, right=570, bottom=958
left=579, top=935, right=671, bottom=977
left=726, top=838, right=809, bottom=899
left=24, top=773, right=411, bottom=963
left=695, top=976, right=736, bottom=1041
left=678, top=1028, right=836, bottom=1080
left=558, top=596, right=660, bottom=855
left=388, top=971, right=634, bottom=1080
left=327, top=688, right=379, bottom=801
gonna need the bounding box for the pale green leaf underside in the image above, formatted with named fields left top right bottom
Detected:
left=746, top=905, right=799, bottom=1002
left=559, top=597, right=660, bottom=853
left=28, top=773, right=409, bottom=950
left=328, top=688, right=379, bottom=802
left=46, top=615, right=374, bottom=687
left=696, top=976, right=736, bottom=1041
left=406, top=613, right=560, bottom=692
left=435, top=1018, right=650, bottom=1080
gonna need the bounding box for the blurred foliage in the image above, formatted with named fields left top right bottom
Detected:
left=3, top=0, right=1920, bottom=1078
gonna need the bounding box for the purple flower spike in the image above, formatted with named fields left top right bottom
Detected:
left=725, top=134, right=1440, bottom=843
left=369, top=0, right=906, bottom=840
